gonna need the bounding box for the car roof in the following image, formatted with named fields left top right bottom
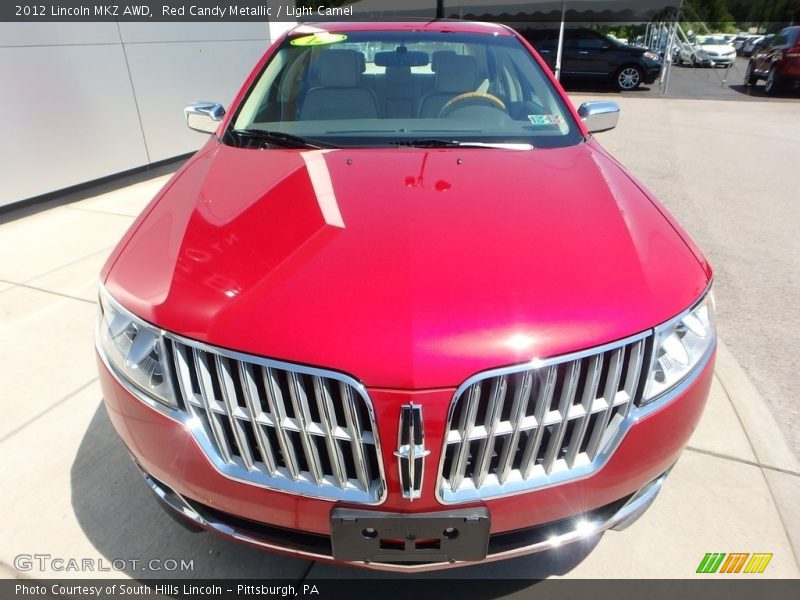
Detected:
left=290, top=20, right=514, bottom=36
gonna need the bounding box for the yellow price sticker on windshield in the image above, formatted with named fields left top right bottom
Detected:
left=290, top=33, right=348, bottom=46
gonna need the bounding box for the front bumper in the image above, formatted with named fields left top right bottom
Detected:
left=98, top=344, right=714, bottom=569
left=139, top=463, right=671, bottom=572
left=643, top=62, right=662, bottom=83
left=709, top=57, right=736, bottom=67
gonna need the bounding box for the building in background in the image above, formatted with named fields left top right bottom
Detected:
left=0, top=22, right=280, bottom=207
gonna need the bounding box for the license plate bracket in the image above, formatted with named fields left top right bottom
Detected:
left=330, top=507, right=490, bottom=563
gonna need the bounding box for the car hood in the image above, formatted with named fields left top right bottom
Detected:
left=105, top=140, right=709, bottom=389
left=700, top=44, right=734, bottom=53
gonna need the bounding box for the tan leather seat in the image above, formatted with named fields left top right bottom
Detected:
left=418, top=54, right=477, bottom=118
left=299, top=50, right=378, bottom=120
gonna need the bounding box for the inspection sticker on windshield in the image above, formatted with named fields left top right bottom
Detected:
left=528, top=114, right=562, bottom=126
left=290, top=33, right=348, bottom=46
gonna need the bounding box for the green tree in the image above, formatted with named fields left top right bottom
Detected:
left=685, top=0, right=736, bottom=31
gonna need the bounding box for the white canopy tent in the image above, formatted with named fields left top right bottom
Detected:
left=306, top=0, right=683, bottom=87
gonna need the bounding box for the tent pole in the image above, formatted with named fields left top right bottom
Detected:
left=555, top=0, right=567, bottom=81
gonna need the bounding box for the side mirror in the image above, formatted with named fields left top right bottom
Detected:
left=184, top=102, right=225, bottom=133
left=577, top=101, right=620, bottom=134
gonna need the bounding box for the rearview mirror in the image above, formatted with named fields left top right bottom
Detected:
left=374, top=50, right=429, bottom=68
left=184, top=102, right=225, bottom=133
left=577, top=101, right=620, bottom=134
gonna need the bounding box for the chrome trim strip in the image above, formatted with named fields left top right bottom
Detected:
left=141, top=463, right=670, bottom=573
left=96, top=285, right=387, bottom=505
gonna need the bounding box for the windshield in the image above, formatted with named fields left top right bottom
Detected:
left=228, top=29, right=582, bottom=149
left=697, top=37, right=727, bottom=46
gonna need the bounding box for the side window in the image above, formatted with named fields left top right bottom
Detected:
left=563, top=31, right=579, bottom=49
left=523, top=31, right=556, bottom=52
left=770, top=33, right=787, bottom=47
left=576, top=31, right=608, bottom=50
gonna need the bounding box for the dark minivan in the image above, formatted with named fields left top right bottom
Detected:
left=518, top=27, right=662, bottom=91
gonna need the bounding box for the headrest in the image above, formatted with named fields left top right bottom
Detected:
left=315, top=50, right=365, bottom=87
left=435, top=54, right=477, bottom=93
left=385, top=66, right=412, bottom=84
left=431, top=50, right=457, bottom=72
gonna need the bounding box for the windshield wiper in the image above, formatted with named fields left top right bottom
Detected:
left=230, top=128, right=336, bottom=149
left=391, top=139, right=462, bottom=148
left=391, top=139, right=533, bottom=150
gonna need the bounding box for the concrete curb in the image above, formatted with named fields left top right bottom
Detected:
left=714, top=341, right=800, bottom=474
left=714, top=340, right=800, bottom=566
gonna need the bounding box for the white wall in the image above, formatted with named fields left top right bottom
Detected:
left=0, top=22, right=272, bottom=207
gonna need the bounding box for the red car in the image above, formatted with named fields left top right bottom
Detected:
left=745, top=26, right=800, bottom=94
left=96, top=21, right=716, bottom=571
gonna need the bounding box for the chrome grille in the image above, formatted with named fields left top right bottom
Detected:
left=169, top=338, right=384, bottom=504
left=438, top=333, right=651, bottom=503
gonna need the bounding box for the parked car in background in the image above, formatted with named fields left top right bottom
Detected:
left=518, top=26, right=661, bottom=90
left=746, top=26, right=800, bottom=94
left=694, top=35, right=737, bottom=67
left=96, top=20, right=716, bottom=571
left=673, top=41, right=713, bottom=67
left=748, top=34, right=776, bottom=58
left=732, top=35, right=751, bottom=54
left=742, top=35, right=766, bottom=57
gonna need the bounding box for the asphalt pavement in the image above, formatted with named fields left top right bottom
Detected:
left=564, top=56, right=800, bottom=102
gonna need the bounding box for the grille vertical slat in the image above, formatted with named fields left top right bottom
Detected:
left=621, top=340, right=646, bottom=418
left=586, top=347, right=624, bottom=460
left=341, top=381, right=370, bottom=493
left=286, top=372, right=325, bottom=485
left=542, top=361, right=579, bottom=474
left=449, top=382, right=482, bottom=493
left=215, top=355, right=255, bottom=470
left=474, top=375, right=508, bottom=489
left=520, top=365, right=557, bottom=480
left=439, top=333, right=652, bottom=502
left=192, top=349, right=233, bottom=464
left=262, top=366, right=301, bottom=481
left=496, top=371, right=532, bottom=485
left=237, top=362, right=278, bottom=475
left=565, top=354, right=603, bottom=468
left=313, top=376, right=348, bottom=489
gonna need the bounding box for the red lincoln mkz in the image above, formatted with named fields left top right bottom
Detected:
left=96, top=21, right=716, bottom=571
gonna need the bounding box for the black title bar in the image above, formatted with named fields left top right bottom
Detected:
left=1, top=1, right=683, bottom=23
left=4, top=579, right=800, bottom=600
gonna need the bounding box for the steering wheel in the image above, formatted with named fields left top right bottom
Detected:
left=438, top=92, right=507, bottom=117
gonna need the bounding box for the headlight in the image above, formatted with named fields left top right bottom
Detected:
left=97, top=286, right=177, bottom=408
left=641, top=289, right=716, bottom=404
left=643, top=51, right=659, bottom=61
